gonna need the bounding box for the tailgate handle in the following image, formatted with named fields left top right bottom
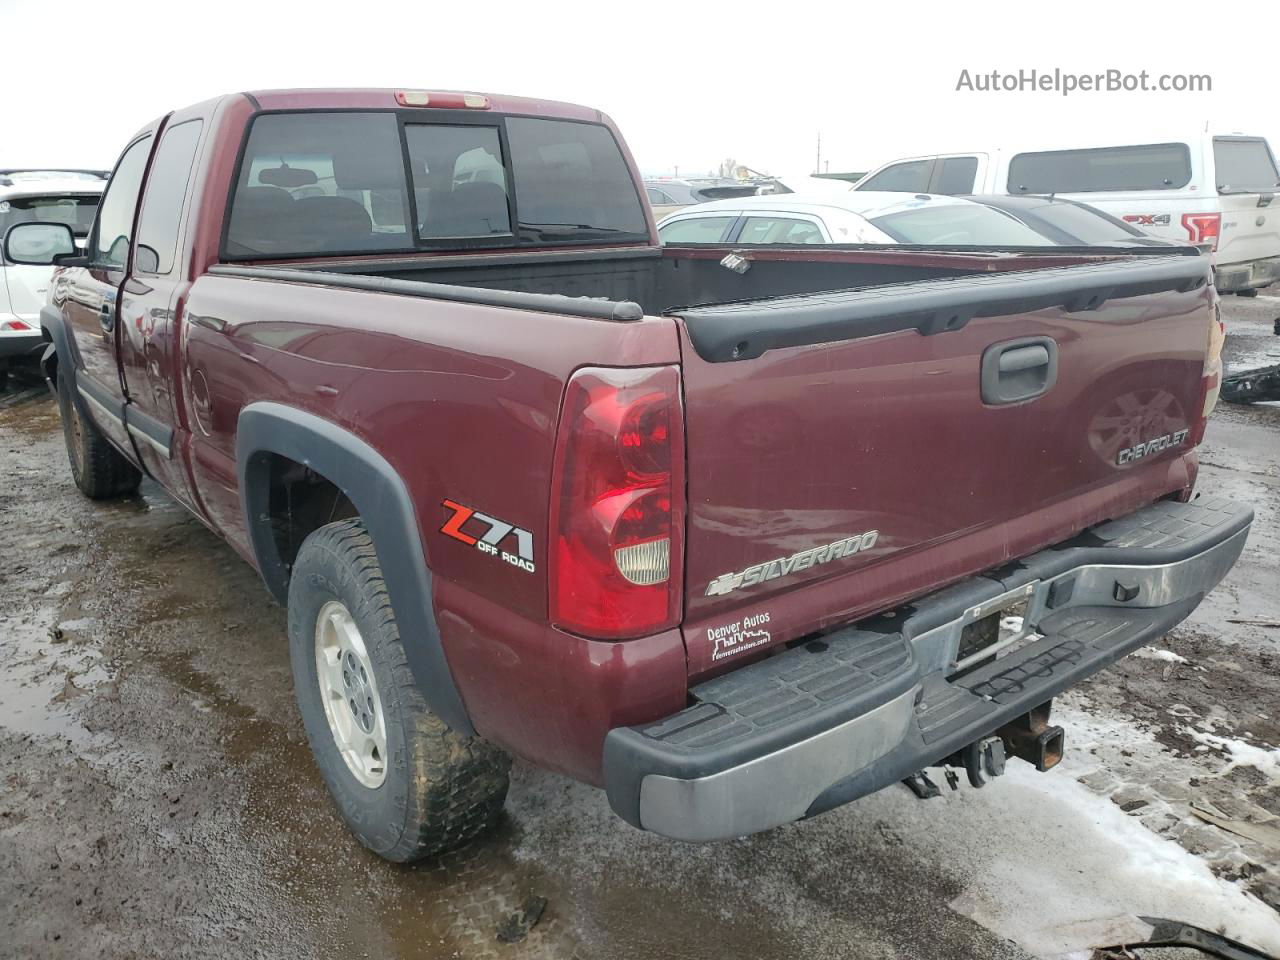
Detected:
left=982, top=337, right=1057, bottom=405
left=998, top=344, right=1049, bottom=373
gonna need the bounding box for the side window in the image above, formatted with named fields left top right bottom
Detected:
left=94, top=136, right=153, bottom=267
left=933, top=157, right=979, bottom=195
left=646, top=188, right=674, bottom=204
left=657, top=216, right=736, bottom=243
left=134, top=120, right=203, bottom=274
left=737, top=217, right=825, bottom=244
left=405, top=125, right=511, bottom=239
left=856, top=159, right=934, bottom=193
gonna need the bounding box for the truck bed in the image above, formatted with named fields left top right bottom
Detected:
left=205, top=242, right=1214, bottom=681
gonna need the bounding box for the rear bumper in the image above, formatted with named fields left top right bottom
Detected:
left=1215, top=256, right=1280, bottom=292
left=603, top=495, right=1252, bottom=841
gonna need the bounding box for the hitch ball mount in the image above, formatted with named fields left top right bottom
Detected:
left=904, top=700, right=1065, bottom=798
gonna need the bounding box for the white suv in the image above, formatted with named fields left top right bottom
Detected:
left=854, top=133, right=1280, bottom=294
left=1, top=171, right=105, bottom=383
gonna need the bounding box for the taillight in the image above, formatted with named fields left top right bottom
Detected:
left=1, top=320, right=32, bottom=331
left=1203, top=301, right=1226, bottom=415
left=1191, top=298, right=1226, bottom=445
left=1182, top=212, right=1221, bottom=251
left=549, top=366, right=685, bottom=640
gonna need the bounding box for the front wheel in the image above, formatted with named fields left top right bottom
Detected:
left=56, top=372, right=141, bottom=499
left=288, top=518, right=511, bottom=863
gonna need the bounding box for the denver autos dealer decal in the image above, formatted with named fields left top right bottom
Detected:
left=708, top=612, right=772, bottom=661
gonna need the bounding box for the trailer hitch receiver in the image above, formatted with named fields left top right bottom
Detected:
left=997, top=701, right=1065, bottom=772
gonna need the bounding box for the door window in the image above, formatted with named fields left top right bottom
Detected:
left=856, top=159, right=934, bottom=193
left=657, top=216, right=736, bottom=243
left=933, top=157, right=979, bottom=195
left=736, top=217, right=825, bottom=244
left=94, top=136, right=153, bottom=267
left=135, top=120, right=204, bottom=274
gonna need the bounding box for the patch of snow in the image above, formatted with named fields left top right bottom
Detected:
left=1131, top=646, right=1189, bottom=664
left=1187, top=728, right=1280, bottom=776
left=940, top=696, right=1280, bottom=958
left=948, top=763, right=1280, bottom=958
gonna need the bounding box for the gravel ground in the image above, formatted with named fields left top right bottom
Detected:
left=1, top=296, right=1279, bottom=960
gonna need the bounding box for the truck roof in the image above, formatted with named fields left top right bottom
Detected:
left=240, top=88, right=607, bottom=123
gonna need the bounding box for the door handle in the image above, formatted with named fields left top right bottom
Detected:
left=981, top=337, right=1058, bottom=405
left=98, top=300, right=114, bottom=333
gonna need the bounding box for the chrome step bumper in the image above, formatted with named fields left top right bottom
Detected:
left=603, top=495, right=1252, bottom=842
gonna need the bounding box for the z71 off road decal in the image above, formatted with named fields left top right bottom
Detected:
left=704, top=530, right=879, bottom=597
left=440, top=499, right=535, bottom=573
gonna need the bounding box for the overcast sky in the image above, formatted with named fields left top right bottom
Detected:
left=2, top=0, right=1275, bottom=178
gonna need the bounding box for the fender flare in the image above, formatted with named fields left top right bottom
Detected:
left=39, top=305, right=105, bottom=432
left=235, top=401, right=474, bottom=736
left=39, top=305, right=76, bottom=388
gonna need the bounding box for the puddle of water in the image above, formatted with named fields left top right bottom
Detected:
left=0, top=603, right=112, bottom=744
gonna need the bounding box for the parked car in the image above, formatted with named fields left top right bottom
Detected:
left=657, top=192, right=1070, bottom=246
left=1, top=173, right=105, bottom=386
left=754, top=174, right=856, bottom=196
left=962, top=195, right=1181, bottom=247
left=854, top=133, right=1280, bottom=293
left=643, top=178, right=757, bottom=219
left=0, top=169, right=109, bottom=184
left=12, top=88, right=1248, bottom=864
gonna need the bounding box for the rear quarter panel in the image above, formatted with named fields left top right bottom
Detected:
left=182, top=275, right=679, bottom=607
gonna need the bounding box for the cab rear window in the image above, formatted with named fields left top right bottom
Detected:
left=224, top=111, right=648, bottom=259
left=1007, top=143, right=1192, bottom=194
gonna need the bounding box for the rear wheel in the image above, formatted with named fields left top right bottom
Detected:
left=56, top=373, right=141, bottom=499
left=288, top=518, right=510, bottom=863
left=1237, top=288, right=1259, bottom=298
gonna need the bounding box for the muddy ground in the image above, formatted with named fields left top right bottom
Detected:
left=2, top=297, right=1279, bottom=960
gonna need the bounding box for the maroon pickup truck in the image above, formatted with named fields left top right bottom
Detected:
left=7, top=89, right=1250, bottom=862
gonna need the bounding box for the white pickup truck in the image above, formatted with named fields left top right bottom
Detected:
left=0, top=171, right=105, bottom=384
left=855, top=133, right=1280, bottom=295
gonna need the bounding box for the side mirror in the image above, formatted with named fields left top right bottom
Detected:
left=3, top=222, right=76, bottom=266
left=135, top=244, right=160, bottom=274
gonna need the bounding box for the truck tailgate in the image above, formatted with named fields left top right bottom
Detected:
left=673, top=254, right=1213, bottom=676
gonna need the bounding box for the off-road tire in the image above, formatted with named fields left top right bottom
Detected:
left=288, top=518, right=511, bottom=863
left=56, top=373, right=141, bottom=499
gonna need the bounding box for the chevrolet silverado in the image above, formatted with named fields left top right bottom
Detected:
left=5, top=88, right=1250, bottom=861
